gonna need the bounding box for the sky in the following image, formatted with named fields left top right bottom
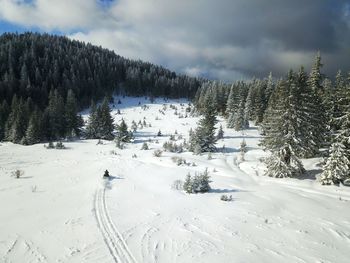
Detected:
left=0, top=0, right=349, bottom=81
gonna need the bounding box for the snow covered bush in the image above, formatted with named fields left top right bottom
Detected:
left=220, top=195, right=233, bottom=202
left=141, top=142, right=149, bottom=150
left=171, top=180, right=184, bottom=190
left=163, top=141, right=183, bottom=153
left=264, top=148, right=304, bottom=178
left=171, top=156, right=187, bottom=166
left=55, top=141, right=65, bottom=149
left=11, top=169, right=24, bottom=179
left=183, top=168, right=211, bottom=194
left=153, top=149, right=163, bottom=157
left=115, top=138, right=124, bottom=149
left=46, top=141, right=55, bottom=149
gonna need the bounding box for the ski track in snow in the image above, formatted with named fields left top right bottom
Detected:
left=1, top=235, right=47, bottom=263
left=94, top=187, right=137, bottom=263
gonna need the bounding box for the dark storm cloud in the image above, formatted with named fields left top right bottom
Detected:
left=1, top=0, right=349, bottom=80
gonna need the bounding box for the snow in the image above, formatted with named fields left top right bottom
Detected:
left=1, top=97, right=350, bottom=263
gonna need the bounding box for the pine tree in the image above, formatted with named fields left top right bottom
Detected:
left=244, top=85, right=254, bottom=122
left=308, top=52, right=324, bottom=93
left=226, top=111, right=236, bottom=129
left=261, top=73, right=305, bottom=177
left=131, top=120, right=137, bottom=132
left=320, top=142, right=350, bottom=185
left=97, top=97, right=115, bottom=140
left=295, top=66, right=322, bottom=157
left=0, top=101, right=10, bottom=141
left=116, top=119, right=132, bottom=142
left=234, top=100, right=248, bottom=131
left=25, top=110, right=42, bottom=145
left=264, top=148, right=304, bottom=178
left=254, top=79, right=268, bottom=125
left=265, top=72, right=275, bottom=101
left=192, top=87, right=218, bottom=153
left=5, top=98, right=28, bottom=143
left=65, top=89, right=80, bottom=138
left=336, top=112, right=350, bottom=161
left=47, top=89, right=66, bottom=139
left=217, top=124, right=224, bottom=139
left=183, top=173, right=193, bottom=194
left=196, top=168, right=211, bottom=193
left=225, top=83, right=240, bottom=117
left=86, top=100, right=98, bottom=139
left=262, top=68, right=324, bottom=159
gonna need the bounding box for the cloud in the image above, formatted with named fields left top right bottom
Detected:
left=0, top=0, right=117, bottom=31
left=1, top=0, right=349, bottom=81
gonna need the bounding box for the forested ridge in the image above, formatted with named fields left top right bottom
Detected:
left=0, top=32, right=202, bottom=143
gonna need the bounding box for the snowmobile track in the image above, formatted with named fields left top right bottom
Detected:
left=94, top=188, right=137, bottom=263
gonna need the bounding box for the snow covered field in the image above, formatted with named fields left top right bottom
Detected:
left=1, top=97, right=350, bottom=263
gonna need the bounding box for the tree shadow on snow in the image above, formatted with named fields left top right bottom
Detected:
left=209, top=188, right=246, bottom=194
left=224, top=135, right=261, bottom=140
left=105, top=175, right=124, bottom=181
left=219, top=147, right=239, bottom=154
left=299, top=169, right=322, bottom=180
left=17, top=176, right=33, bottom=179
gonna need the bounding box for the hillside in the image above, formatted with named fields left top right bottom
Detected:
left=1, top=97, right=349, bottom=263
left=0, top=32, right=202, bottom=144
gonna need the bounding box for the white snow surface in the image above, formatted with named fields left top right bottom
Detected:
left=1, top=97, right=350, bottom=263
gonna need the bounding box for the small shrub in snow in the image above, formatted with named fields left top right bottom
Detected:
left=131, top=120, right=138, bottom=132
left=171, top=156, right=187, bottom=166
left=153, top=149, right=163, bottom=157
left=31, top=185, right=37, bottom=193
left=163, top=141, right=183, bottom=153
left=110, top=150, right=120, bottom=156
left=55, top=141, right=65, bottom=149
left=115, top=139, right=124, bottom=149
left=11, top=169, right=24, bottom=179
left=172, top=180, right=184, bottom=190
left=207, top=152, right=213, bottom=160
left=169, top=135, right=176, bottom=141
left=141, top=142, right=149, bottom=150
left=132, top=154, right=137, bottom=158
left=45, top=141, right=55, bottom=149
left=220, top=195, right=233, bottom=202
left=157, top=129, right=162, bottom=136
left=240, top=139, right=247, bottom=153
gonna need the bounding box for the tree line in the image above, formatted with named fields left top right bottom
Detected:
left=0, top=32, right=202, bottom=143
left=191, top=53, right=350, bottom=185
